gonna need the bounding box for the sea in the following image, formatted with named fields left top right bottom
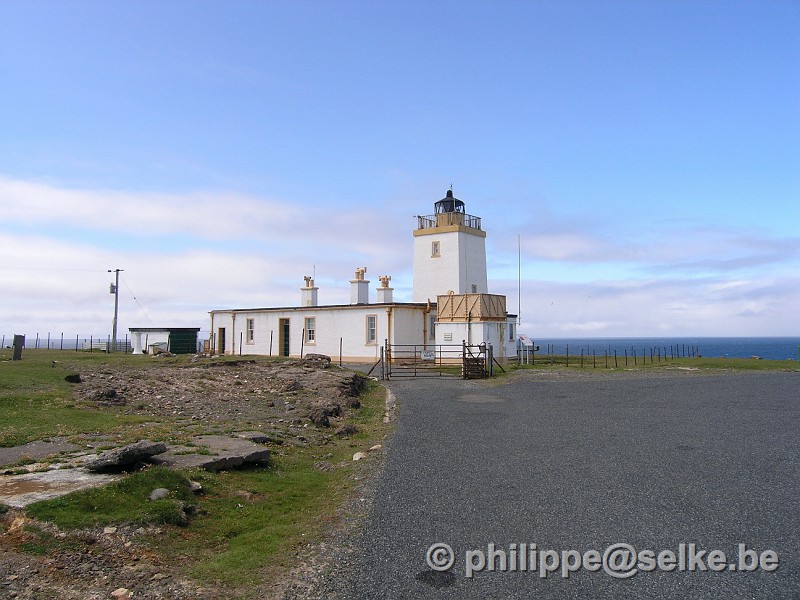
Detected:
left=529, top=337, right=799, bottom=361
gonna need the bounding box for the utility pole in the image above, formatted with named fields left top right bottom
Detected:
left=108, top=269, right=123, bottom=351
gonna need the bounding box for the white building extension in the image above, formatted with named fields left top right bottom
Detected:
left=209, top=189, right=517, bottom=363
left=209, top=274, right=435, bottom=362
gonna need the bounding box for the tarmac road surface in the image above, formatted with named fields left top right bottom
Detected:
left=338, top=370, right=799, bottom=599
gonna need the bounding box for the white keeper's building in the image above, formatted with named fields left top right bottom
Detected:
left=209, top=190, right=517, bottom=362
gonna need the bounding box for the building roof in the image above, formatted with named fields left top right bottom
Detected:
left=209, top=302, right=436, bottom=315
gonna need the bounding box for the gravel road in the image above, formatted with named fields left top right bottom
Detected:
left=322, top=369, right=799, bottom=599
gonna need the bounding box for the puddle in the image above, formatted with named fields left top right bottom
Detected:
left=0, top=468, right=119, bottom=508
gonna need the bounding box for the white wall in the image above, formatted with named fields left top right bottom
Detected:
left=413, top=229, right=488, bottom=302
left=434, top=318, right=517, bottom=362
left=209, top=305, right=431, bottom=362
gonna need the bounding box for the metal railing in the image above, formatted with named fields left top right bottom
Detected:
left=416, top=212, right=482, bottom=231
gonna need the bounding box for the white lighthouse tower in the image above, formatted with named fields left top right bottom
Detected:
left=412, top=189, right=488, bottom=303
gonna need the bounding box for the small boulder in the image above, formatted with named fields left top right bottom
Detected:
left=85, top=440, right=167, bottom=472
left=64, top=373, right=82, bottom=384
left=149, top=488, right=170, bottom=501
left=352, top=452, right=368, bottom=461
left=334, top=424, right=359, bottom=437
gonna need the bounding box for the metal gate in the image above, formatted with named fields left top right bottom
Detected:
left=383, top=341, right=489, bottom=379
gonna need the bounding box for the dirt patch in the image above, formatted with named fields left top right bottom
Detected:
left=0, top=357, right=374, bottom=599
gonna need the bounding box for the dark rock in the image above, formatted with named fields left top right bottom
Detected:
left=308, top=403, right=341, bottom=427
left=64, top=373, right=82, bottom=384
left=334, top=424, right=359, bottom=437
left=308, top=407, right=330, bottom=427
left=85, top=440, right=167, bottom=472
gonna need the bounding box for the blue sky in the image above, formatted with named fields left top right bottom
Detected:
left=1, top=1, right=798, bottom=338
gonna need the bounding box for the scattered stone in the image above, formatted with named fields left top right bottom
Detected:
left=187, top=480, right=203, bottom=493
left=334, top=424, right=359, bottom=437
left=369, top=444, right=383, bottom=452
left=308, top=403, right=342, bottom=427
left=149, top=488, right=170, bottom=501
left=303, top=353, right=332, bottom=367
left=103, top=526, right=118, bottom=535
left=64, top=373, right=82, bottom=383
left=352, top=452, right=368, bottom=461
left=110, top=588, right=132, bottom=599
left=234, top=431, right=271, bottom=444
left=84, top=440, right=167, bottom=472
left=314, top=461, right=333, bottom=472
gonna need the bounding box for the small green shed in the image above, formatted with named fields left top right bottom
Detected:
left=129, top=327, right=201, bottom=355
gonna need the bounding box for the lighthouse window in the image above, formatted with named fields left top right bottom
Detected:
left=366, top=315, right=377, bottom=344
left=431, top=241, right=440, bottom=257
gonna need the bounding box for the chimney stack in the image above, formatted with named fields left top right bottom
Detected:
left=301, top=275, right=318, bottom=307
left=350, top=267, right=369, bottom=304
left=376, top=275, right=393, bottom=303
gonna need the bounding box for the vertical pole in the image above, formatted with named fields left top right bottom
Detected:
left=339, top=337, right=343, bottom=367
left=90, top=335, right=93, bottom=352
left=239, top=332, right=243, bottom=356
left=269, top=330, right=273, bottom=357
left=36, top=333, right=39, bottom=349
left=76, top=335, right=79, bottom=352
left=614, top=350, right=618, bottom=368
left=109, top=269, right=122, bottom=352
left=47, top=332, right=51, bottom=350
left=60, top=332, right=64, bottom=351
left=300, top=329, right=305, bottom=359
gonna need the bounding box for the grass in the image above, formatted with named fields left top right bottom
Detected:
left=26, top=466, right=197, bottom=528
left=511, top=354, right=798, bottom=372
left=0, top=350, right=149, bottom=446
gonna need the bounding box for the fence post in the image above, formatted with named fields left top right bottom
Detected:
left=269, top=330, right=273, bottom=356
left=339, top=337, right=343, bottom=367
left=12, top=335, right=24, bottom=361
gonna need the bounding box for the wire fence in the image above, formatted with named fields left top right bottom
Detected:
left=519, top=342, right=702, bottom=368
left=1, top=332, right=211, bottom=354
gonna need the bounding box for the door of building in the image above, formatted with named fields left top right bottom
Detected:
left=279, top=319, right=290, bottom=357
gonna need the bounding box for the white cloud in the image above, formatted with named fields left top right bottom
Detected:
left=3, top=176, right=798, bottom=340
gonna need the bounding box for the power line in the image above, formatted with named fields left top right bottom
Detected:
left=120, top=276, right=155, bottom=327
